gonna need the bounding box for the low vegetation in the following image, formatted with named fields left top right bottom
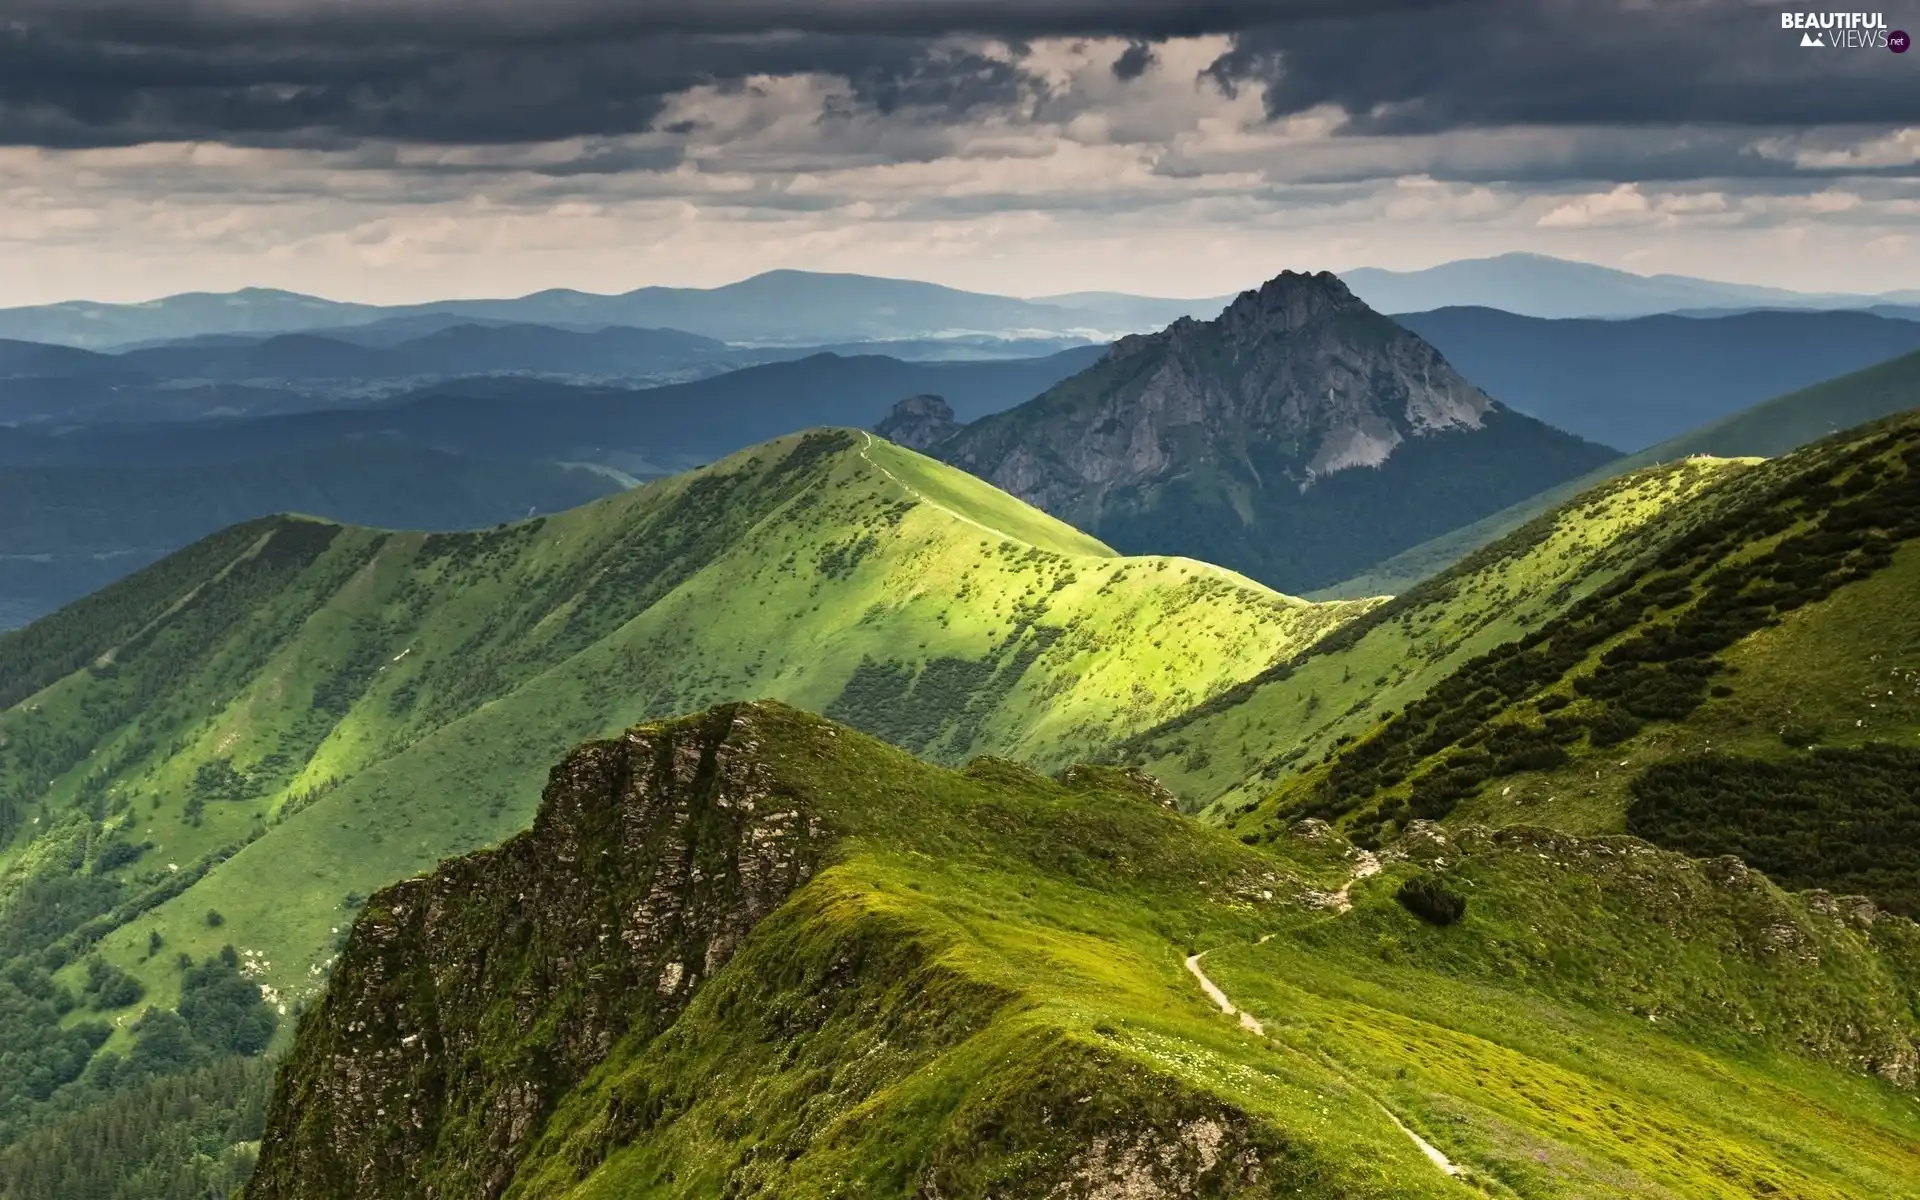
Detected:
left=0, top=429, right=1368, bottom=1157
left=1230, top=413, right=1920, bottom=917
left=1121, top=456, right=1742, bottom=814
left=250, top=704, right=1920, bottom=1199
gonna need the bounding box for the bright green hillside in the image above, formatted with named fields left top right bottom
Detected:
left=1238, top=412, right=1920, bottom=920
left=1121, top=456, right=1744, bottom=816
left=1324, top=348, right=1920, bottom=598
left=251, top=703, right=1920, bottom=1199
left=0, top=430, right=1367, bottom=1038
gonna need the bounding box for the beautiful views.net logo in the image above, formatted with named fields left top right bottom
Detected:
left=1781, top=11, right=1909, bottom=50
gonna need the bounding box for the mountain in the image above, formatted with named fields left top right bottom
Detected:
left=1346, top=252, right=1920, bottom=319
left=0, top=338, right=134, bottom=379
left=0, top=289, right=385, bottom=349
left=113, top=333, right=405, bottom=382
left=0, top=348, right=1106, bottom=475
left=924, top=270, right=1619, bottom=594
left=249, top=700, right=1920, bottom=1199
left=0, top=429, right=1366, bottom=1136
left=0, top=273, right=1217, bottom=350
left=0, top=440, right=624, bottom=631
left=1225, top=413, right=1920, bottom=893
left=1395, top=307, right=1920, bottom=451
left=11, top=427, right=1920, bottom=1197
left=1327, top=348, right=1920, bottom=597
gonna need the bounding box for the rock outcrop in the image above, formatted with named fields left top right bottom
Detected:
left=247, top=704, right=832, bottom=1200
left=874, top=393, right=962, bottom=452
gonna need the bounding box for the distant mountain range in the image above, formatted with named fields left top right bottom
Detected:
left=0, top=348, right=1103, bottom=474
left=1345, top=252, right=1920, bottom=319
left=0, top=344, right=1103, bottom=627
left=7, top=256, right=1915, bottom=354
left=909, top=270, right=1618, bottom=594
left=0, top=327, right=1101, bottom=426
left=112, top=323, right=735, bottom=383
left=1396, top=307, right=1920, bottom=450
left=0, top=272, right=1229, bottom=350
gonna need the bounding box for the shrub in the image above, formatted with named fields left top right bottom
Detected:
left=1396, top=875, right=1467, bottom=926
left=1588, top=705, right=1642, bottom=747
left=83, top=958, right=146, bottom=1010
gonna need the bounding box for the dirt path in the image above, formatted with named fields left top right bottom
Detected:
left=1183, top=855, right=1465, bottom=1181
left=1330, top=850, right=1382, bottom=913
left=1184, top=952, right=1266, bottom=1035
left=1377, top=1103, right=1463, bottom=1177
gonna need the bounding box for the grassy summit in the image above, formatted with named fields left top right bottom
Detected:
left=250, top=702, right=1920, bottom=1199
left=0, top=429, right=1364, bottom=1030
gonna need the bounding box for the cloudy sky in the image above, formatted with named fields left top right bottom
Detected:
left=3, top=0, right=1917, bottom=305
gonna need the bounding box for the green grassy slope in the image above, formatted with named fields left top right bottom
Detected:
left=0, top=429, right=1367, bottom=1032
left=1119, top=457, right=1744, bottom=816
left=1323, top=349, right=1920, bottom=598
left=1236, top=413, right=1920, bottom=918
left=250, top=703, right=1920, bottom=1199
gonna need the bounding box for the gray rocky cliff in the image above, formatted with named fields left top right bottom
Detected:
left=246, top=704, right=831, bottom=1200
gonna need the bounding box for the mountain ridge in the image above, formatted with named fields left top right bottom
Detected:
left=0, top=428, right=1367, bottom=1035
left=248, top=699, right=1920, bottom=1198
left=1346, top=251, right=1920, bottom=319
left=0, top=272, right=1226, bottom=350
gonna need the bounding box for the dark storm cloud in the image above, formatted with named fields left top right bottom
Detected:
left=0, top=1, right=1416, bottom=45
left=1, top=0, right=1916, bottom=151
left=1111, top=40, right=1158, bottom=81
left=0, top=0, right=1436, bottom=147
left=1204, top=0, right=1920, bottom=131
left=0, top=26, right=1043, bottom=148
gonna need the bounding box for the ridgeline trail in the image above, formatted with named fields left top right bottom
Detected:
left=1181, top=853, right=1467, bottom=1183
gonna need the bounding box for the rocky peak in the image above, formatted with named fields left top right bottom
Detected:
left=1214, top=270, right=1367, bottom=342
left=947, top=265, right=1499, bottom=501
left=874, top=392, right=962, bottom=452
left=925, top=266, right=1617, bottom=593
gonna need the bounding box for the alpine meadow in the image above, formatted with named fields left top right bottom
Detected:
left=4, top=5, right=1920, bottom=1197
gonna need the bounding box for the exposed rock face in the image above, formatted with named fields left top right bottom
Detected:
left=874, top=393, right=962, bottom=452
left=932, top=270, right=1616, bottom=593
left=247, top=704, right=832, bottom=1200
